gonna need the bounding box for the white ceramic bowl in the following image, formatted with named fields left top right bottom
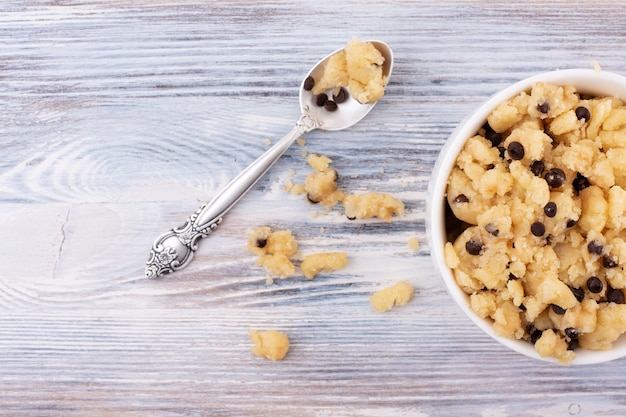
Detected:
left=427, top=69, right=626, bottom=365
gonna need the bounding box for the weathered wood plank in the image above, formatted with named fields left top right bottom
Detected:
left=2, top=0, right=626, bottom=415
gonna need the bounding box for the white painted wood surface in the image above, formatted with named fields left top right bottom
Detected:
left=2, top=1, right=626, bottom=415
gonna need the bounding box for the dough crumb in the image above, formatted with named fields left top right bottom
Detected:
left=343, top=192, right=405, bottom=222
left=370, top=281, right=415, bottom=312
left=591, top=60, right=602, bottom=73
left=292, top=153, right=405, bottom=222
left=249, top=329, right=290, bottom=361
left=304, top=154, right=344, bottom=206
left=407, top=236, right=421, bottom=252
left=301, top=252, right=348, bottom=279
left=247, top=226, right=348, bottom=281
left=247, top=227, right=298, bottom=278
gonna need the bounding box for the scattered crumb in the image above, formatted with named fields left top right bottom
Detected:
left=380, top=167, right=385, bottom=174
left=264, top=138, right=272, bottom=146
left=284, top=178, right=294, bottom=192
left=304, top=154, right=345, bottom=207
left=290, top=183, right=306, bottom=195
left=301, top=252, right=348, bottom=279
left=247, top=227, right=298, bottom=278
left=256, top=253, right=296, bottom=279
left=343, top=192, right=405, bottom=222
left=370, top=281, right=415, bottom=312
left=249, top=329, right=290, bottom=361
left=289, top=168, right=296, bottom=176
left=289, top=153, right=405, bottom=222
left=296, top=137, right=307, bottom=147
left=247, top=226, right=347, bottom=281
left=407, top=236, right=420, bottom=252
left=591, top=60, right=602, bottom=72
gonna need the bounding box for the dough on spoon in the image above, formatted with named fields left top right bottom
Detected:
left=312, top=37, right=388, bottom=104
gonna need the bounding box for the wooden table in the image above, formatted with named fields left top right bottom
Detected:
left=2, top=1, right=626, bottom=415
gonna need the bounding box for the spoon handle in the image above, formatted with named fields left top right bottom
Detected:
left=194, top=113, right=315, bottom=228
left=145, top=112, right=318, bottom=278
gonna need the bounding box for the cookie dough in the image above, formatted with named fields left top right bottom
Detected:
left=247, top=227, right=298, bottom=278
left=296, top=153, right=405, bottom=222
left=248, top=329, right=290, bottom=361
left=343, top=192, right=405, bottom=222
left=301, top=252, right=348, bottom=279
left=247, top=226, right=348, bottom=280
left=312, top=37, right=388, bottom=104
left=304, top=154, right=344, bottom=206
left=370, top=280, right=415, bottom=312
left=445, top=81, right=626, bottom=365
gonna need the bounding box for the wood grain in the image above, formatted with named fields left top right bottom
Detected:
left=2, top=0, right=626, bottom=415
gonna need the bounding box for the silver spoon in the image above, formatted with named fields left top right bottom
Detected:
left=145, top=41, right=394, bottom=278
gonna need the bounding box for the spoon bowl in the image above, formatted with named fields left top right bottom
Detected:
left=299, top=40, right=394, bottom=131
left=146, top=40, right=394, bottom=278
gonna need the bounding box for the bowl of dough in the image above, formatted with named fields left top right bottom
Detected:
left=427, top=68, right=626, bottom=365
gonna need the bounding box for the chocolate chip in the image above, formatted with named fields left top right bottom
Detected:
left=537, top=102, right=550, bottom=114
left=487, top=132, right=503, bottom=147
left=531, top=222, right=546, bottom=237
left=566, top=327, right=580, bottom=350
left=544, top=168, right=566, bottom=188
left=551, top=304, right=566, bottom=315
left=587, top=240, right=604, bottom=255
left=607, top=287, right=625, bottom=304
left=465, top=238, right=484, bottom=255
left=569, top=286, right=585, bottom=302
left=324, top=100, right=338, bottom=112
left=572, top=172, right=590, bottom=193
left=315, top=93, right=328, bottom=107
left=565, top=327, right=579, bottom=339
left=507, top=141, right=525, bottom=160
left=566, top=219, right=578, bottom=228
left=603, top=255, right=618, bottom=268
left=306, top=193, right=320, bottom=204
left=303, top=76, right=315, bottom=91
left=543, top=202, right=557, bottom=218
left=453, top=194, right=469, bottom=203
left=587, top=276, right=604, bottom=294
left=483, top=123, right=503, bottom=147
left=530, top=160, right=545, bottom=176
left=332, top=87, right=348, bottom=103
left=575, top=106, right=591, bottom=121
left=530, top=328, right=543, bottom=344
left=485, top=223, right=499, bottom=237
left=255, top=238, right=267, bottom=248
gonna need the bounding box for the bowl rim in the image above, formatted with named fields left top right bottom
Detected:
left=427, top=68, right=626, bottom=365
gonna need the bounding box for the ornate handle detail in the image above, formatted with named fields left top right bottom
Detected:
left=145, top=203, right=221, bottom=278
left=145, top=111, right=320, bottom=278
